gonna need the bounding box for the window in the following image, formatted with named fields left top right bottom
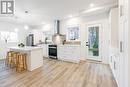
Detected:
left=67, top=26, right=80, bottom=41
left=0, top=31, right=18, bottom=43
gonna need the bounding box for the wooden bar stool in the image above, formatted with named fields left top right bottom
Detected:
left=16, top=53, right=27, bottom=72
left=12, top=52, right=19, bottom=68
left=6, top=51, right=14, bottom=67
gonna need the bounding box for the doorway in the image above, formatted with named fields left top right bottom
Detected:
left=86, top=24, right=102, bottom=61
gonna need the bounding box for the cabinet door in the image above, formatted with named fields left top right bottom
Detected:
left=57, top=46, right=65, bottom=59
left=43, top=45, right=48, bottom=57
left=57, top=46, right=80, bottom=63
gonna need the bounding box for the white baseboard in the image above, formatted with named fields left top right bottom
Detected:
left=58, top=58, right=80, bottom=63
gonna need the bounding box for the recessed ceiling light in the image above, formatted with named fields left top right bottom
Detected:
left=24, top=25, right=29, bottom=30
left=82, top=7, right=103, bottom=13
left=90, top=3, right=94, bottom=7
left=25, top=10, right=29, bottom=13
left=68, top=15, right=73, bottom=18
left=42, top=24, right=51, bottom=31
left=14, top=28, right=19, bottom=32
left=41, top=22, right=45, bottom=24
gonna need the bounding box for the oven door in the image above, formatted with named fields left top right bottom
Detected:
left=49, top=47, right=57, bottom=58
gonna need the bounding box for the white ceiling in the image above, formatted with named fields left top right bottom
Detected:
left=0, top=0, right=118, bottom=26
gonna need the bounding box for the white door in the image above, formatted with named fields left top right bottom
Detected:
left=119, top=18, right=129, bottom=87
left=118, top=0, right=129, bottom=86
left=86, top=24, right=102, bottom=61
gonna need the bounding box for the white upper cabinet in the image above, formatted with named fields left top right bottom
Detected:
left=119, top=0, right=128, bottom=19
left=109, top=8, right=119, bottom=49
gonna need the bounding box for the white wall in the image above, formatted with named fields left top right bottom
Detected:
left=0, top=21, right=29, bottom=59
left=128, top=0, right=130, bottom=86
left=60, top=13, right=110, bottom=64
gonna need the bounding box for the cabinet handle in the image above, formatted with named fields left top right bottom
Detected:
left=120, top=41, right=123, bottom=52
left=111, top=56, right=112, bottom=62
left=120, top=5, right=123, bottom=17
left=114, top=61, right=116, bottom=70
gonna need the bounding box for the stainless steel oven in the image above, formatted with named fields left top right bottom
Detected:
left=48, top=45, right=57, bottom=59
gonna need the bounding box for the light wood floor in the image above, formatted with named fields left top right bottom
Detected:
left=0, top=58, right=117, bottom=87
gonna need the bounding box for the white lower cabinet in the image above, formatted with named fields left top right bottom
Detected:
left=42, top=45, right=48, bottom=57
left=57, top=45, right=81, bottom=63
left=109, top=48, right=120, bottom=86
left=38, top=44, right=48, bottom=57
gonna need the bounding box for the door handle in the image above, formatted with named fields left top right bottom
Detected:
left=114, top=61, right=116, bottom=70
left=86, top=42, right=89, bottom=46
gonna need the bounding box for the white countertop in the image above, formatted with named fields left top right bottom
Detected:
left=37, top=44, right=81, bottom=47
left=9, top=46, right=43, bottom=51
left=58, top=44, right=81, bottom=47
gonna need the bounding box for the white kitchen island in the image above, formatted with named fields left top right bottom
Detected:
left=9, top=46, right=43, bottom=71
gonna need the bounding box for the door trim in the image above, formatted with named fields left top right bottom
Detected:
left=86, top=23, right=102, bottom=61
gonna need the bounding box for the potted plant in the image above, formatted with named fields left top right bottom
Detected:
left=18, top=43, right=25, bottom=47
left=93, top=41, right=99, bottom=56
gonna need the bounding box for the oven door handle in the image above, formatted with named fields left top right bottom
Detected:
left=49, top=47, right=57, bottom=49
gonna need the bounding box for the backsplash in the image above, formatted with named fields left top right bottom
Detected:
left=64, top=41, right=81, bottom=45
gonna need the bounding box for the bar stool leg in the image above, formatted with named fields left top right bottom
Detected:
left=6, top=51, right=14, bottom=68
left=5, top=54, right=9, bottom=67
left=16, top=54, right=19, bottom=72
left=23, top=55, right=27, bottom=70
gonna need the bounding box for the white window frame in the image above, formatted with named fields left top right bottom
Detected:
left=66, top=25, right=80, bottom=41
left=0, top=31, right=18, bottom=43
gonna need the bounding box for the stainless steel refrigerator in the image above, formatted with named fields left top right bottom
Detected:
left=26, top=34, right=34, bottom=46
